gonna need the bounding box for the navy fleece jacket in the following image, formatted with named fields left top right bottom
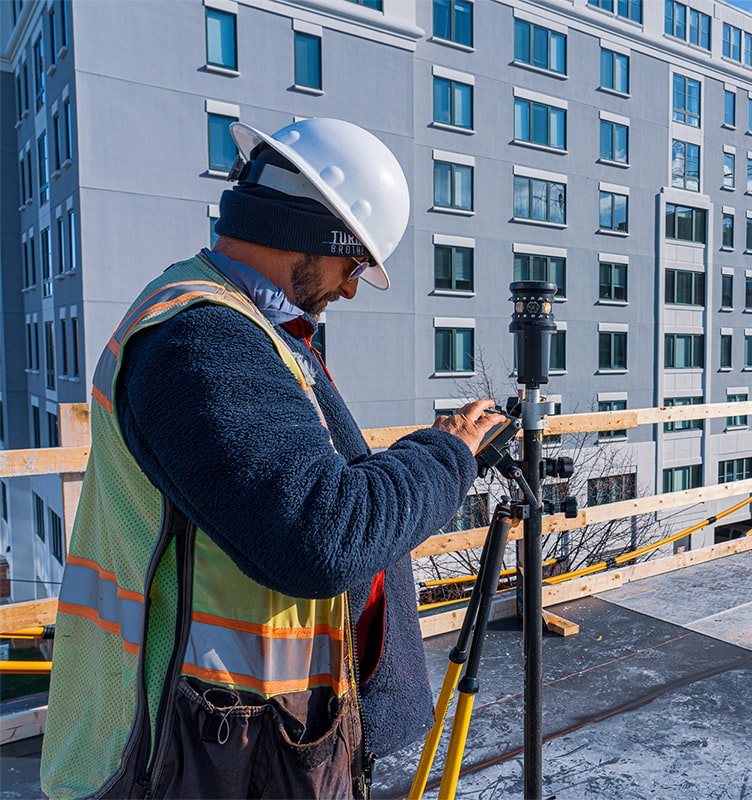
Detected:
left=115, top=252, right=478, bottom=756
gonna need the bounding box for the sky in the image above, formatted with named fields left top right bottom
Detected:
left=726, top=0, right=752, bottom=10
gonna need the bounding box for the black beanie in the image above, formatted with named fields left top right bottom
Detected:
left=215, top=183, right=369, bottom=260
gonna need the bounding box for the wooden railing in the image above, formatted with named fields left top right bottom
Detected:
left=1, top=401, right=752, bottom=640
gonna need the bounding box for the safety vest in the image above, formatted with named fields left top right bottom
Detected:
left=41, top=256, right=362, bottom=799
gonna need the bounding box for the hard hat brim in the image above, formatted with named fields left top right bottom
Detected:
left=230, top=121, right=391, bottom=291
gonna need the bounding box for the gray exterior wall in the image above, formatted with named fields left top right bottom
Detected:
left=1, top=0, right=751, bottom=600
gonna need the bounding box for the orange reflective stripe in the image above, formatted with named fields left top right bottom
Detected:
left=191, top=609, right=345, bottom=641
left=57, top=601, right=141, bottom=656
left=182, top=663, right=350, bottom=697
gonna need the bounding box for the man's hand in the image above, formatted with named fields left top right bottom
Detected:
left=432, top=399, right=507, bottom=455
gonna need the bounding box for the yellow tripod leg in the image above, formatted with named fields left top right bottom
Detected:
left=409, top=659, right=463, bottom=799
left=438, top=690, right=475, bottom=800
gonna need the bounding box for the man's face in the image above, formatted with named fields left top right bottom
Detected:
left=290, top=254, right=357, bottom=319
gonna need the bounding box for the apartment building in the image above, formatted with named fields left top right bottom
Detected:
left=1, top=0, right=751, bottom=601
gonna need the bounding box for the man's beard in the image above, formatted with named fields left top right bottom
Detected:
left=291, top=254, right=340, bottom=319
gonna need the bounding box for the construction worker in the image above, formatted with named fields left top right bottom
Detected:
left=40, top=118, right=504, bottom=799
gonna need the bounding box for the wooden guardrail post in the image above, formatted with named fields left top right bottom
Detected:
left=58, top=403, right=90, bottom=548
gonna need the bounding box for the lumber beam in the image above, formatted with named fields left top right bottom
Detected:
left=0, top=598, right=58, bottom=632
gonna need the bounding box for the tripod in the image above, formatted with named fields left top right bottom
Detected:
left=409, top=281, right=561, bottom=800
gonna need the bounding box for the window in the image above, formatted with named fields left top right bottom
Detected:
left=435, top=326, right=474, bottom=372
left=727, top=392, right=748, bottom=427
left=746, top=275, right=752, bottom=309
left=63, top=99, right=73, bottom=161
left=725, top=90, right=736, bottom=127
left=663, top=464, right=702, bottom=493
left=588, top=0, right=642, bottom=23
left=294, top=32, right=321, bottom=89
left=439, top=492, right=488, bottom=533
left=26, top=322, right=35, bottom=370
left=32, top=405, right=41, bottom=448
left=33, top=33, right=45, bottom=110
left=724, top=152, right=736, bottom=189
left=513, top=19, right=566, bottom=75
left=59, top=319, right=68, bottom=375
left=599, top=261, right=627, bottom=301
left=599, top=191, right=628, bottom=232
left=587, top=473, right=636, bottom=506
left=70, top=316, right=80, bottom=377
left=600, top=48, right=629, bottom=94
left=672, top=75, right=701, bottom=127
left=1, top=483, right=6, bottom=522
left=52, top=113, right=62, bottom=172
left=514, top=99, right=566, bottom=149
left=746, top=32, right=752, bottom=67
left=38, top=132, right=49, bottom=205
left=435, top=244, right=473, bottom=292
left=720, top=333, right=732, bottom=369
left=433, top=0, right=473, bottom=47
left=41, top=226, right=52, bottom=298
left=33, top=494, right=45, bottom=542
left=600, top=120, right=628, bottom=164
left=207, top=113, right=237, bottom=173
left=550, top=329, right=566, bottom=371
left=45, top=321, right=56, bottom=390
left=56, top=216, right=65, bottom=274
left=49, top=6, right=57, bottom=66
left=745, top=334, right=752, bottom=368
left=67, top=208, right=77, bottom=271
left=666, top=3, right=710, bottom=49
left=747, top=218, right=752, bottom=251
left=25, top=149, right=33, bottom=202
left=514, top=176, right=565, bottom=224
left=205, top=8, right=237, bottom=70
left=723, top=23, right=742, bottom=61
left=664, top=396, right=703, bottom=432
left=434, top=160, right=473, bottom=211
left=49, top=510, right=64, bottom=564
left=598, top=399, right=627, bottom=438
left=514, top=253, right=566, bottom=297
left=47, top=411, right=59, bottom=447
left=671, top=140, right=699, bottom=191
left=19, top=157, right=27, bottom=205
left=719, top=457, right=752, bottom=483
left=665, top=204, right=706, bottom=243
left=599, top=331, right=627, bottom=370
left=26, top=236, right=37, bottom=288
left=723, top=213, right=734, bottom=249
left=15, top=71, right=24, bottom=119
left=434, top=76, right=473, bottom=129
left=665, top=1, right=686, bottom=39
left=689, top=9, right=711, bottom=50
left=664, top=333, right=704, bottom=368
left=721, top=273, right=734, bottom=309
left=61, top=0, right=69, bottom=47
left=346, top=0, right=383, bottom=8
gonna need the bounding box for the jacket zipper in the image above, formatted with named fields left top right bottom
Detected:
left=346, top=591, right=375, bottom=798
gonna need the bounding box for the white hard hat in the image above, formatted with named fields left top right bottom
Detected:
left=229, top=118, right=410, bottom=290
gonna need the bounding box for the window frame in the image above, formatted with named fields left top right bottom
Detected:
left=598, top=331, right=628, bottom=371
left=434, top=243, right=474, bottom=292
left=513, top=175, right=566, bottom=225
left=600, top=48, right=629, bottom=94
left=207, top=112, right=238, bottom=174
left=513, top=19, right=566, bottom=75
left=433, top=160, right=474, bottom=212
left=434, top=326, right=475, bottom=373
left=672, top=74, right=701, bottom=127
left=433, top=0, right=473, bottom=48
left=514, top=98, right=566, bottom=150
left=665, top=203, right=706, bottom=243
left=205, top=7, right=238, bottom=71
left=433, top=75, right=474, bottom=130
left=599, top=261, right=628, bottom=302
left=514, top=252, right=566, bottom=298
left=671, top=139, right=700, bottom=191
left=599, top=190, right=628, bottom=232
left=664, top=332, right=704, bottom=368
left=599, top=119, right=628, bottom=164
left=294, top=31, right=322, bottom=90
left=664, top=396, right=704, bottom=432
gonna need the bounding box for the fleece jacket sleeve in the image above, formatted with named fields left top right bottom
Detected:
left=116, top=303, right=478, bottom=599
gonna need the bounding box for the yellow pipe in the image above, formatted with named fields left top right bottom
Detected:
left=0, top=661, right=52, bottom=674
left=438, top=691, right=476, bottom=800
left=0, top=627, right=47, bottom=639
left=421, top=559, right=557, bottom=588
left=409, top=659, right=464, bottom=800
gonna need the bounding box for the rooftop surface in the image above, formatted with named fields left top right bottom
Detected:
left=1, top=549, right=750, bottom=799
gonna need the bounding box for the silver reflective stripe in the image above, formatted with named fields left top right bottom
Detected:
left=59, top=561, right=145, bottom=648
left=92, top=345, right=118, bottom=404
left=184, top=619, right=342, bottom=684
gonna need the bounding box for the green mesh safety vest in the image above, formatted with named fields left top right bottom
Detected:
left=41, top=256, right=360, bottom=799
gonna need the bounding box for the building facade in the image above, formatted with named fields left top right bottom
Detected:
left=1, top=0, right=751, bottom=601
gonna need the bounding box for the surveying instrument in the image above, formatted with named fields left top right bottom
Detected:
left=410, top=281, right=576, bottom=800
